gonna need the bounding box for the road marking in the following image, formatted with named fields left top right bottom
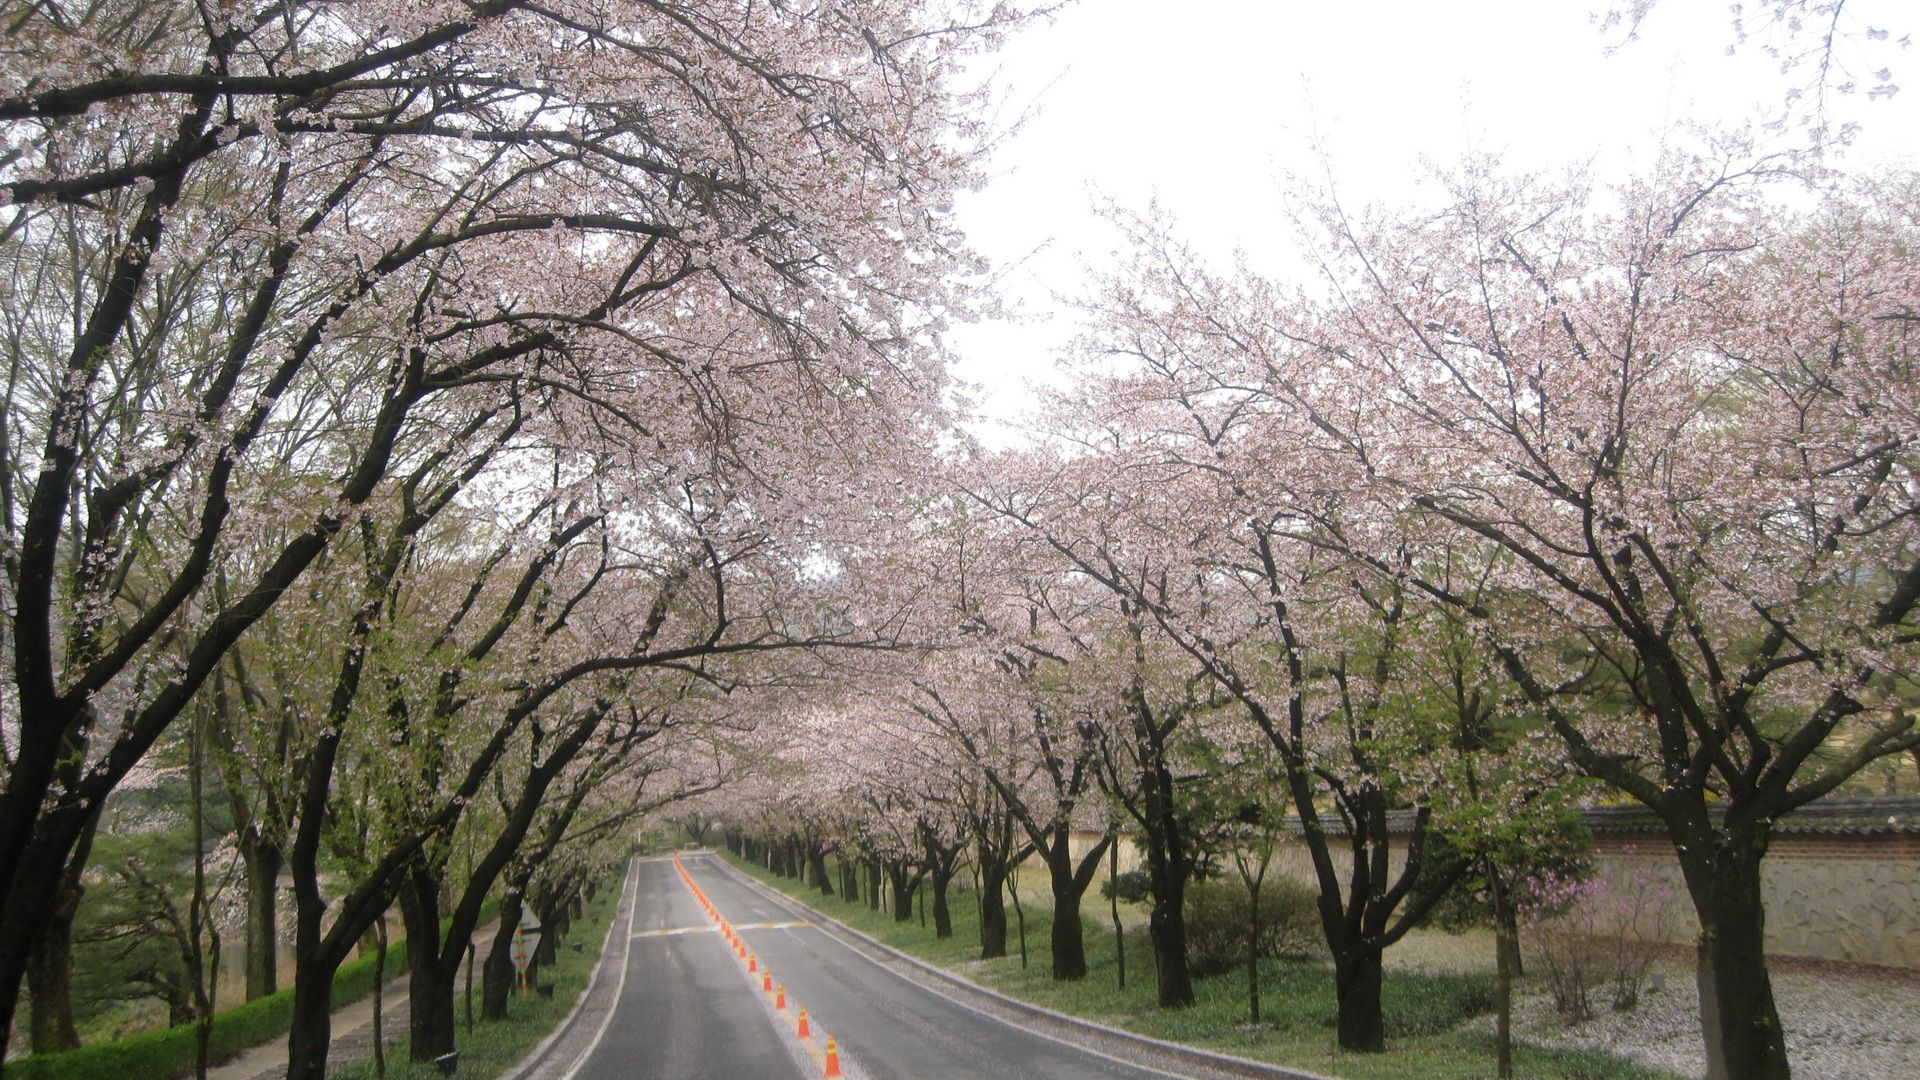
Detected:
left=675, top=854, right=840, bottom=1076
left=706, top=858, right=1202, bottom=1080
left=555, top=859, right=641, bottom=1080
left=629, top=919, right=815, bottom=939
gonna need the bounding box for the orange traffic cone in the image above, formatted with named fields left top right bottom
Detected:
left=823, top=1037, right=841, bottom=1078
left=776, top=984, right=786, bottom=1009
left=797, top=1009, right=811, bottom=1038
left=749, top=954, right=758, bottom=973
left=762, top=971, right=773, bottom=992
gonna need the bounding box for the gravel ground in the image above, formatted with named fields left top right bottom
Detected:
left=1480, top=946, right=1920, bottom=1080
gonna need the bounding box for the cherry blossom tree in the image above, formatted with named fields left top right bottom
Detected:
left=904, top=549, right=1118, bottom=981
left=1090, top=146, right=1920, bottom=1077
left=967, top=395, right=1465, bottom=1039
left=0, top=0, right=1022, bottom=1056
left=1602, top=1, right=1908, bottom=138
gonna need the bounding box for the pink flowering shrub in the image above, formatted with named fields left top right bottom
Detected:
left=1520, top=854, right=1675, bottom=1022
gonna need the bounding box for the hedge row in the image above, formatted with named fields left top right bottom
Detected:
left=12, top=922, right=446, bottom=1080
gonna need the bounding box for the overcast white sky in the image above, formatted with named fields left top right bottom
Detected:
left=946, top=0, right=1920, bottom=443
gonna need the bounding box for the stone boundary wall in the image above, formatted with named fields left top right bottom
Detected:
left=1047, top=826, right=1920, bottom=971
left=1587, top=831, right=1920, bottom=969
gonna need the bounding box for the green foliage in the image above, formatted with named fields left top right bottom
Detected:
left=1377, top=970, right=1496, bottom=1038
left=1417, top=807, right=1594, bottom=934
left=71, top=775, right=241, bottom=1032
left=1098, top=868, right=1153, bottom=904
left=1180, top=877, right=1319, bottom=977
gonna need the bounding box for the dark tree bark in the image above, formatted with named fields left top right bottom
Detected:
left=481, top=897, right=521, bottom=1021
left=239, top=831, right=284, bottom=1001
left=1098, top=656, right=1197, bottom=1008
left=1675, top=814, right=1789, bottom=1080
left=884, top=859, right=922, bottom=923
left=24, top=903, right=80, bottom=1053
left=978, top=859, right=1010, bottom=959
left=808, top=846, right=833, bottom=897
left=1333, top=944, right=1385, bottom=1051
left=24, top=757, right=103, bottom=1052
left=399, top=864, right=458, bottom=1063
left=1041, top=830, right=1112, bottom=981
left=918, top=823, right=965, bottom=940
left=967, top=790, right=1028, bottom=962
left=929, top=869, right=955, bottom=938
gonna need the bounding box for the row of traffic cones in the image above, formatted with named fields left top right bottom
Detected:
left=671, top=853, right=841, bottom=1077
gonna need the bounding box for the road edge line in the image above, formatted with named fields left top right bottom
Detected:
left=700, top=853, right=1335, bottom=1080
left=499, top=857, right=641, bottom=1080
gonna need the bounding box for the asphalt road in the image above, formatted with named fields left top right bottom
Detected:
left=563, top=854, right=1175, bottom=1080
left=568, top=855, right=805, bottom=1080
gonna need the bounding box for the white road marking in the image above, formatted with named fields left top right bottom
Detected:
left=630, top=919, right=813, bottom=939
left=555, top=859, right=641, bottom=1080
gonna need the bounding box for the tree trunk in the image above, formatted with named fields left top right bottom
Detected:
left=809, top=849, right=833, bottom=896
left=24, top=812, right=96, bottom=1054
left=241, top=832, right=284, bottom=1000
left=1147, top=882, right=1191, bottom=1008
left=24, top=910, right=80, bottom=1053
left=866, top=860, right=881, bottom=910
left=482, top=898, right=521, bottom=1021
left=285, top=945, right=337, bottom=1080
left=1246, top=901, right=1260, bottom=1025
left=370, top=916, right=387, bottom=1080
left=401, top=869, right=457, bottom=1062
left=1044, top=857, right=1090, bottom=976
left=1494, top=909, right=1516, bottom=1080
left=533, top=897, right=563, bottom=967
left=886, top=862, right=919, bottom=923
left=1041, top=834, right=1110, bottom=981
left=1488, top=861, right=1515, bottom=1079
left=839, top=860, right=858, bottom=904
left=1333, top=945, right=1385, bottom=1052
left=1110, top=841, right=1125, bottom=992
left=930, top=868, right=954, bottom=939
left=1142, top=832, right=1193, bottom=1007
left=1126, top=671, right=1195, bottom=1005
left=979, top=861, right=1009, bottom=959
left=1680, top=828, right=1790, bottom=1080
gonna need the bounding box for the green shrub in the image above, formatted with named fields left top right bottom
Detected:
left=1099, top=868, right=1154, bottom=904
left=14, top=937, right=414, bottom=1080
left=16, top=893, right=508, bottom=1080
left=1378, top=970, right=1495, bottom=1038
left=1181, top=876, right=1319, bottom=977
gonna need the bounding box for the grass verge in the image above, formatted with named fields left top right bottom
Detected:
left=718, top=852, right=1682, bottom=1080
left=327, top=877, right=621, bottom=1080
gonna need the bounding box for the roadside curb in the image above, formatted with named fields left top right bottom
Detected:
left=701, top=853, right=1336, bottom=1080
left=497, top=858, right=639, bottom=1080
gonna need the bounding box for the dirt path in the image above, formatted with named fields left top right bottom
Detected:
left=204, top=925, right=499, bottom=1080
